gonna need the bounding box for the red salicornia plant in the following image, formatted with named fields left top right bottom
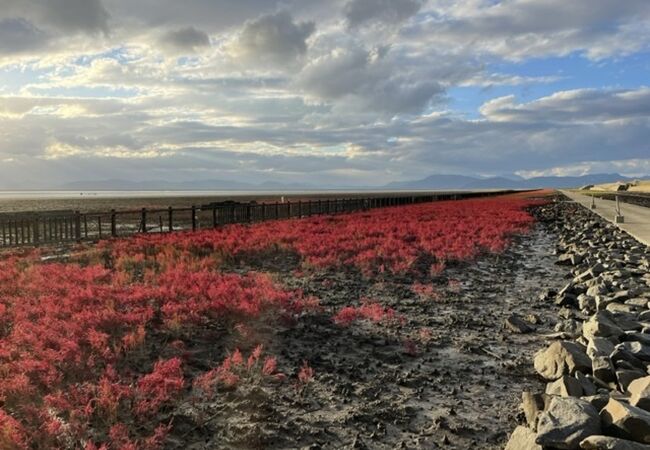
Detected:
left=0, top=194, right=544, bottom=448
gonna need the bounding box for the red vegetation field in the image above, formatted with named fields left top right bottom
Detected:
left=107, top=196, right=538, bottom=275
left=0, top=194, right=545, bottom=449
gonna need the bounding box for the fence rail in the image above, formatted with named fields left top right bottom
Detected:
left=586, top=192, right=650, bottom=209
left=0, top=191, right=514, bottom=248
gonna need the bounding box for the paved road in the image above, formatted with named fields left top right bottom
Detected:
left=561, top=190, right=650, bottom=246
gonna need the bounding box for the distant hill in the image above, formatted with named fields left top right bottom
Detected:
left=384, top=173, right=649, bottom=190
left=384, top=174, right=480, bottom=190
left=56, top=173, right=649, bottom=192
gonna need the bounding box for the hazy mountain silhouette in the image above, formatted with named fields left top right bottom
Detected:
left=56, top=173, right=647, bottom=191
left=384, top=173, right=647, bottom=190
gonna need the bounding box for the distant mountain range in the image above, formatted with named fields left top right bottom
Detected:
left=55, top=173, right=648, bottom=192
left=384, top=173, right=649, bottom=190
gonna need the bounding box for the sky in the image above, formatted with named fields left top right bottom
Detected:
left=0, top=0, right=649, bottom=188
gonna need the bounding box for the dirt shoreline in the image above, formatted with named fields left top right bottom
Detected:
left=168, top=206, right=569, bottom=449
left=503, top=197, right=650, bottom=449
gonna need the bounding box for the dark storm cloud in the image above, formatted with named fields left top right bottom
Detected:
left=297, top=46, right=444, bottom=115
left=344, top=0, right=425, bottom=28
left=40, top=0, right=110, bottom=33
left=3, top=0, right=110, bottom=34
left=231, top=11, right=316, bottom=67
left=159, top=27, right=211, bottom=53
left=0, top=18, right=48, bottom=54
left=406, top=0, right=650, bottom=59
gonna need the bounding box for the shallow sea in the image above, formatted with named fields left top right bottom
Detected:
left=0, top=189, right=479, bottom=213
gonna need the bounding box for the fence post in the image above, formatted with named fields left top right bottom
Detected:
left=75, top=211, right=81, bottom=242
left=141, top=208, right=147, bottom=233
left=212, top=206, right=217, bottom=228
left=168, top=207, right=173, bottom=232
left=191, top=206, right=197, bottom=230
left=33, top=217, right=40, bottom=246
left=614, top=195, right=624, bottom=223
left=110, top=210, right=117, bottom=237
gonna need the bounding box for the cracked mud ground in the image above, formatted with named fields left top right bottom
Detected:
left=172, top=217, right=567, bottom=450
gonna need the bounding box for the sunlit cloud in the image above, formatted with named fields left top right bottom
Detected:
left=0, top=0, right=649, bottom=188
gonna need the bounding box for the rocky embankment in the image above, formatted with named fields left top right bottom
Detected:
left=506, top=198, right=650, bottom=449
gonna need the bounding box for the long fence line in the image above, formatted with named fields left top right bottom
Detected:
left=584, top=192, right=650, bottom=209
left=0, top=191, right=514, bottom=248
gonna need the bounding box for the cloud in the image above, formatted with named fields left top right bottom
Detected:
left=2, top=0, right=110, bottom=34
left=297, top=46, right=444, bottom=115
left=406, top=0, right=650, bottom=60
left=0, top=18, right=48, bottom=55
left=344, top=0, right=425, bottom=28
left=229, top=11, right=316, bottom=68
left=516, top=159, right=650, bottom=179
left=158, top=27, right=211, bottom=53
left=2, top=86, right=650, bottom=187
left=1, top=0, right=650, bottom=188
left=102, top=0, right=336, bottom=31
left=41, top=0, right=110, bottom=33
left=393, top=87, right=650, bottom=174
left=480, top=88, right=650, bottom=123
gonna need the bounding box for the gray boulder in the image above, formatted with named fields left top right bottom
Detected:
left=629, top=376, right=650, bottom=412
left=576, top=371, right=598, bottom=396
left=592, top=356, right=616, bottom=383
left=536, top=397, right=601, bottom=449
left=547, top=376, right=584, bottom=397
left=506, top=314, right=534, bottom=334
left=582, top=394, right=610, bottom=412
left=617, top=369, right=647, bottom=392
left=535, top=341, right=592, bottom=380
left=622, top=342, right=650, bottom=362
left=588, top=337, right=617, bottom=358
left=522, top=391, right=547, bottom=430
left=612, top=345, right=648, bottom=371
left=601, top=398, right=650, bottom=444
left=608, top=303, right=640, bottom=315
left=505, top=425, right=542, bottom=450
left=583, top=312, right=625, bottom=339
left=580, top=435, right=650, bottom=449
left=588, top=284, right=609, bottom=297
left=580, top=295, right=597, bottom=313
left=626, top=298, right=649, bottom=308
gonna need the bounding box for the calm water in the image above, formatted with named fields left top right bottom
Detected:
left=0, top=189, right=481, bottom=214
left=0, top=190, right=338, bottom=200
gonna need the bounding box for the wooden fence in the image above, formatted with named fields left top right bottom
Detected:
left=0, top=191, right=513, bottom=248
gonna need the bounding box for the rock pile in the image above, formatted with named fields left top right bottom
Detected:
left=506, top=198, right=650, bottom=450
